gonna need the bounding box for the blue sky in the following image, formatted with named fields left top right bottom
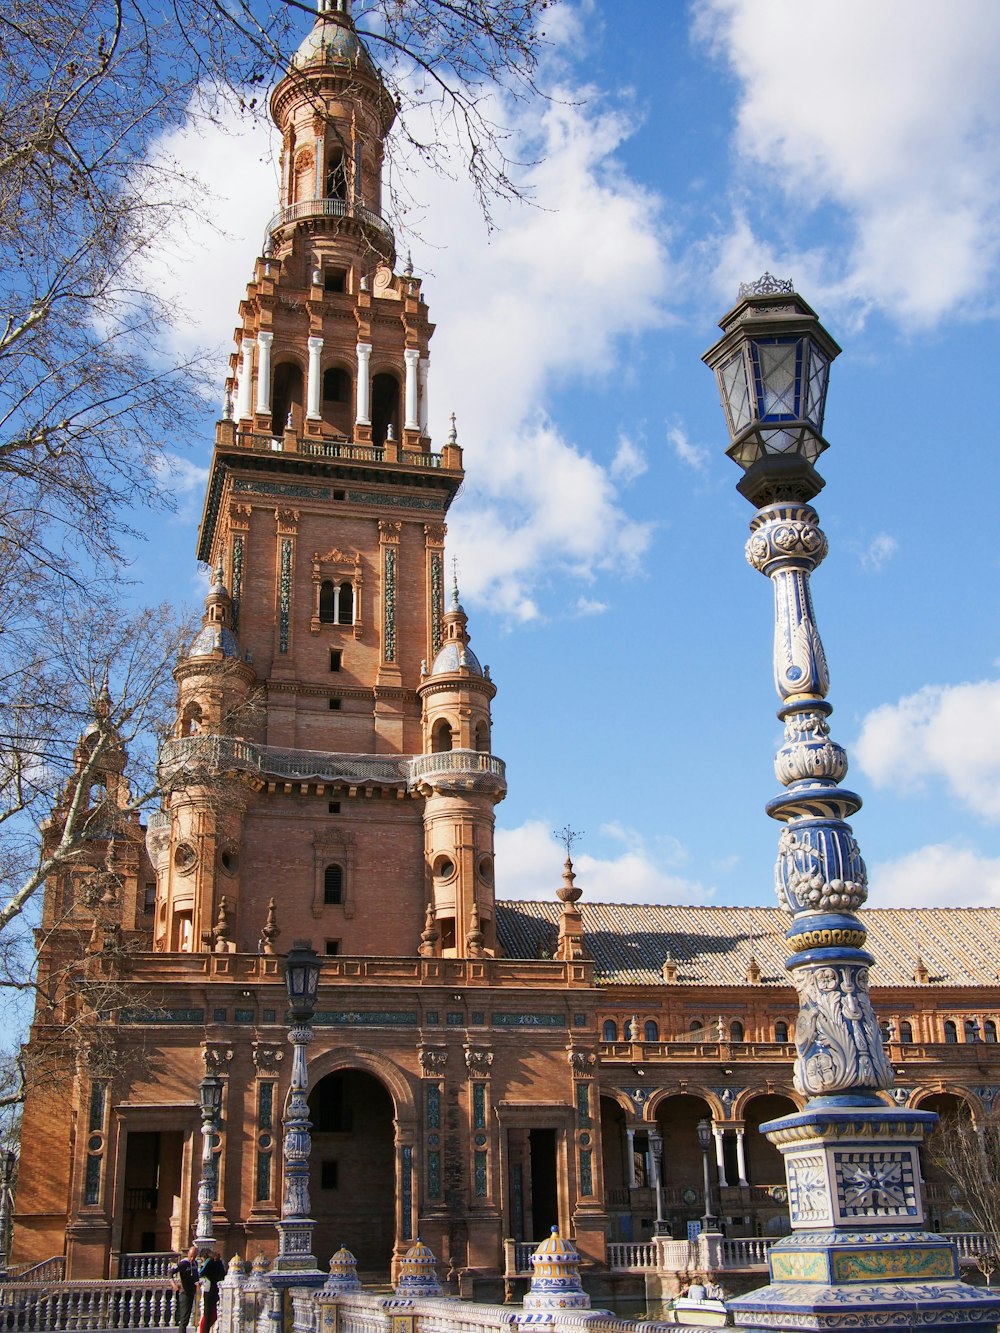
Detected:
left=132, top=0, right=1000, bottom=912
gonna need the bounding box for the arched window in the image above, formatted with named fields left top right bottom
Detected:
left=880, top=1021, right=892, bottom=1043
left=900, top=1020, right=913, bottom=1044
left=689, top=1019, right=703, bottom=1035
left=602, top=1020, right=618, bottom=1042
left=326, top=150, right=347, bottom=201
left=474, top=721, right=490, bottom=753
left=337, top=581, right=354, bottom=625
left=324, top=864, right=343, bottom=905
left=323, top=367, right=350, bottom=402
left=964, top=1019, right=979, bottom=1043
left=730, top=1020, right=745, bottom=1042
left=371, top=372, right=400, bottom=446
left=644, top=1020, right=659, bottom=1042
left=431, top=719, right=453, bottom=754
left=319, top=580, right=336, bottom=624
left=775, top=1020, right=789, bottom=1043
left=986, top=1020, right=998, bottom=1044
left=271, top=361, right=303, bottom=436
left=944, top=1020, right=958, bottom=1044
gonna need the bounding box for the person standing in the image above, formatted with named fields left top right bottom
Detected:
left=170, top=1245, right=199, bottom=1332
left=198, top=1249, right=227, bottom=1333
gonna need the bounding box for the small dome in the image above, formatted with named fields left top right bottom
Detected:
left=292, top=16, right=372, bottom=71
left=429, top=641, right=483, bottom=677
left=187, top=625, right=241, bottom=659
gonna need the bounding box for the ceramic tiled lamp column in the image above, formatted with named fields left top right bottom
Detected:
left=703, top=277, right=998, bottom=1332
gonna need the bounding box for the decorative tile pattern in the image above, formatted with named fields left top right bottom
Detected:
left=234, top=479, right=330, bottom=501
left=120, top=1008, right=205, bottom=1024
left=579, top=1148, right=593, bottom=1197
left=834, top=1150, right=916, bottom=1219
left=84, top=1152, right=102, bottom=1206
left=831, top=1247, right=955, bottom=1283
left=401, top=1145, right=413, bottom=1240
left=278, top=538, right=292, bottom=653
left=474, top=1150, right=488, bottom=1197
left=258, top=1082, right=273, bottom=1132
left=491, top=1012, right=565, bottom=1027
left=473, top=1082, right=486, bottom=1130
left=88, top=1081, right=106, bottom=1133
left=787, top=1152, right=831, bottom=1225
left=312, top=1010, right=418, bottom=1027
left=348, top=490, right=445, bottom=513
left=427, top=1149, right=441, bottom=1199
left=576, top=1083, right=591, bottom=1129
left=384, top=546, right=396, bottom=661
left=231, top=533, right=244, bottom=631
left=426, top=1084, right=440, bottom=1130
left=430, top=552, right=443, bottom=655
left=255, top=1151, right=271, bottom=1203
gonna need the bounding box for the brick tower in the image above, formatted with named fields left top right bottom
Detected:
left=155, top=0, right=506, bottom=964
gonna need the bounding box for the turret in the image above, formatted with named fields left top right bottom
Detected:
left=415, top=575, right=504, bottom=957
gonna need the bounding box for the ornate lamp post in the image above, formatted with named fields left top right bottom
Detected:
left=273, top=941, right=323, bottom=1278
left=194, top=1073, right=223, bottom=1249
left=648, top=1127, right=666, bottom=1235
left=703, top=276, right=997, bottom=1333
left=696, top=1119, right=718, bottom=1234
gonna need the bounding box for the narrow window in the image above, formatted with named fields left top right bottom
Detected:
left=432, top=719, right=453, bottom=753
left=439, top=917, right=456, bottom=950
left=964, top=1019, right=979, bottom=1043
left=320, top=1160, right=339, bottom=1189
left=730, top=1020, right=745, bottom=1042
left=775, top=1020, right=789, bottom=1043
left=602, top=1020, right=618, bottom=1042
left=944, top=1020, right=957, bottom=1044
left=320, top=580, right=336, bottom=623
left=143, top=884, right=156, bottom=915
left=329, top=648, right=342, bottom=672
left=900, top=1020, right=913, bottom=1043
left=644, top=1020, right=659, bottom=1042
left=337, top=581, right=354, bottom=625
left=323, top=367, right=349, bottom=401
left=324, top=864, right=343, bottom=905
left=986, top=1020, right=998, bottom=1044
left=623, top=1018, right=633, bottom=1041
left=880, top=1021, right=892, bottom=1043
left=325, top=940, right=340, bottom=957
left=323, top=269, right=347, bottom=294
left=474, top=721, right=490, bottom=752
left=326, top=151, right=347, bottom=201
left=329, top=698, right=341, bottom=710
left=328, top=802, right=341, bottom=814
left=689, top=1019, right=703, bottom=1035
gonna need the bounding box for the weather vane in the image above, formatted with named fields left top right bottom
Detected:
left=554, top=825, right=582, bottom=858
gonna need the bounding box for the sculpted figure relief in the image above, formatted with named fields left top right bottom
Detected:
left=792, top=964, right=894, bottom=1097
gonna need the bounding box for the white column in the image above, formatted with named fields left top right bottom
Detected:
left=418, top=356, right=429, bottom=434
left=735, top=1127, right=749, bottom=1187
left=355, top=343, right=372, bottom=425
left=306, top=337, right=323, bottom=421
left=255, top=332, right=273, bottom=416
left=236, top=337, right=255, bottom=421
left=314, top=135, right=324, bottom=200
left=625, top=1128, right=636, bottom=1188
left=713, top=1126, right=728, bottom=1187
left=403, top=348, right=420, bottom=431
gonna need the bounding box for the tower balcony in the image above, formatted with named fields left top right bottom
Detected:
left=265, top=196, right=394, bottom=254
left=158, top=736, right=505, bottom=798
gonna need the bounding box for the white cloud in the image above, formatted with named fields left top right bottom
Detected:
left=859, top=532, right=899, bottom=573
left=494, top=819, right=715, bottom=903
left=611, top=433, right=647, bottom=483
left=695, top=0, right=1000, bottom=324
left=869, top=843, right=1000, bottom=908
left=152, top=454, right=211, bottom=523
left=854, top=679, right=1000, bottom=820
left=574, top=596, right=607, bottom=617
left=666, top=422, right=709, bottom=472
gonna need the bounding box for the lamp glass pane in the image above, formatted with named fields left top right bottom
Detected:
left=752, top=338, right=801, bottom=421
left=288, top=964, right=305, bottom=999
left=804, top=344, right=829, bottom=426
left=719, top=350, right=752, bottom=434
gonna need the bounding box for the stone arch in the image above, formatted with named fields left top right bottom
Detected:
left=731, top=1082, right=802, bottom=1122
left=307, top=1044, right=417, bottom=1125
left=646, top=1084, right=725, bottom=1123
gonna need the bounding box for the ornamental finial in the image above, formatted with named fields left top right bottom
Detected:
left=738, top=272, right=795, bottom=298
left=448, top=412, right=458, bottom=445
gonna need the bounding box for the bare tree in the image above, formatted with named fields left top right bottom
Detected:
left=928, top=1109, right=1000, bottom=1283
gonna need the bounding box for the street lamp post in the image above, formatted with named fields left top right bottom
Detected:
left=647, top=1128, right=667, bottom=1235
left=194, top=1073, right=223, bottom=1249
left=703, top=276, right=996, bottom=1333
left=696, top=1119, right=717, bottom=1234
left=273, top=941, right=323, bottom=1277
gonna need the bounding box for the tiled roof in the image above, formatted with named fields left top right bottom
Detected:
left=495, top=901, right=1000, bottom=988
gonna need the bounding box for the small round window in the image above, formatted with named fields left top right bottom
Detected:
left=434, top=856, right=455, bottom=880
left=173, top=842, right=198, bottom=874
left=478, top=856, right=494, bottom=884
left=220, top=848, right=239, bottom=876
